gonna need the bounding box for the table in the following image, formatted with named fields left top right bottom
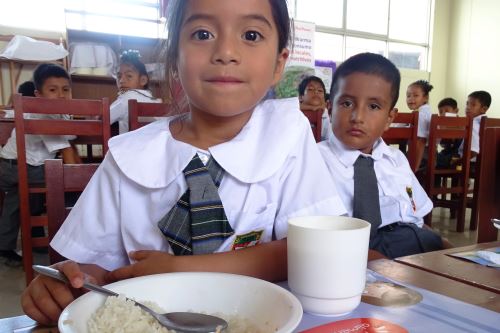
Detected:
left=395, top=242, right=500, bottom=294
left=1, top=259, right=498, bottom=332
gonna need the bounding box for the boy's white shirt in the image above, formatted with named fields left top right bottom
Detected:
left=458, top=114, right=486, bottom=158
left=417, top=103, right=432, bottom=139
left=0, top=114, right=73, bottom=166
left=110, top=89, right=160, bottom=134
left=51, top=97, right=347, bottom=271
left=318, top=133, right=433, bottom=229
left=320, top=109, right=333, bottom=141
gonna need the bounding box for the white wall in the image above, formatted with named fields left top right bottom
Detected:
left=446, top=0, right=500, bottom=118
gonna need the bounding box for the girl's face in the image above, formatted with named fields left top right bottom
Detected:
left=117, top=63, right=148, bottom=91
left=406, top=85, right=428, bottom=110
left=177, top=0, right=288, bottom=118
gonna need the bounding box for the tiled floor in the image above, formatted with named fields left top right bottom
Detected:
left=0, top=207, right=492, bottom=319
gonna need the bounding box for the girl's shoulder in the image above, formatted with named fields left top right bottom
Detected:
left=118, top=89, right=156, bottom=101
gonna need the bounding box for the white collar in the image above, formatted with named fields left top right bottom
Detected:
left=328, top=133, right=397, bottom=168
left=108, top=97, right=304, bottom=188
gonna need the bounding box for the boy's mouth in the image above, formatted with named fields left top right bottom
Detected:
left=348, top=128, right=365, bottom=136
left=206, top=76, right=244, bottom=84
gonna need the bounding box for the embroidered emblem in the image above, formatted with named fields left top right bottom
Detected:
left=406, top=186, right=417, bottom=212
left=231, top=230, right=264, bottom=250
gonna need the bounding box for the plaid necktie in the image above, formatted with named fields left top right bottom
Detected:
left=353, top=155, right=382, bottom=240
left=158, top=154, right=234, bottom=255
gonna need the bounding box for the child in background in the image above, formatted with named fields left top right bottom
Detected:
left=0, top=64, right=81, bottom=267
left=319, top=53, right=443, bottom=260
left=22, top=0, right=346, bottom=324
left=17, top=81, right=36, bottom=97
left=110, top=50, right=161, bottom=134
left=436, top=97, right=461, bottom=169
left=460, top=90, right=492, bottom=160
left=406, top=80, right=434, bottom=171
left=298, top=76, right=332, bottom=141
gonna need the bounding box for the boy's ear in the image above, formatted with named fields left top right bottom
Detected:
left=140, top=75, right=149, bottom=88
left=384, top=107, right=398, bottom=131
left=271, top=48, right=290, bottom=86
left=481, top=105, right=489, bottom=113
left=34, top=90, right=42, bottom=97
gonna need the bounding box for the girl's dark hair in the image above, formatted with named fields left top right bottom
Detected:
left=330, top=53, right=401, bottom=109
left=162, top=0, right=291, bottom=111
left=33, top=63, right=71, bottom=91
left=410, top=79, right=433, bottom=96
left=119, top=49, right=149, bottom=89
left=298, top=76, right=326, bottom=100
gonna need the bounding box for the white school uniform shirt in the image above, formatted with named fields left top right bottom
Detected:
left=458, top=114, right=486, bottom=159
left=320, top=109, right=332, bottom=141
left=0, top=114, right=73, bottom=166
left=318, top=134, right=433, bottom=228
left=110, top=89, right=161, bottom=134
left=416, top=104, right=432, bottom=139
left=51, top=97, right=347, bottom=271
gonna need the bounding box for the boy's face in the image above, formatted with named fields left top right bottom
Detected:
left=438, top=105, right=458, bottom=116
left=300, top=80, right=326, bottom=107
left=332, top=72, right=396, bottom=154
left=465, top=97, right=487, bottom=118
left=35, top=77, right=72, bottom=99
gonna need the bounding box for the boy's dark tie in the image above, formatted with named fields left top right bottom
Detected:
left=158, top=154, right=234, bottom=255
left=353, top=155, right=382, bottom=239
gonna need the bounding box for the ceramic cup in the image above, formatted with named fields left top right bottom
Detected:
left=288, top=216, right=370, bottom=316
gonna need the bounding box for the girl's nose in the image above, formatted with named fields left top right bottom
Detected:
left=212, top=34, right=241, bottom=65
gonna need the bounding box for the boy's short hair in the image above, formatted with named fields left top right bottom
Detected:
left=33, top=63, right=71, bottom=91
left=298, top=76, right=327, bottom=99
left=468, top=90, right=492, bottom=108
left=438, top=97, right=458, bottom=109
left=330, top=53, right=401, bottom=109
left=17, top=81, right=36, bottom=97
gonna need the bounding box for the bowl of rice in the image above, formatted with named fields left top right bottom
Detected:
left=58, top=272, right=303, bottom=333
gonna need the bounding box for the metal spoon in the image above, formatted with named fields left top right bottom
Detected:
left=33, top=265, right=228, bottom=333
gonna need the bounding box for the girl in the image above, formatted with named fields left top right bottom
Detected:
left=111, top=49, right=161, bottom=134
left=406, top=79, right=433, bottom=171
left=22, top=0, right=346, bottom=324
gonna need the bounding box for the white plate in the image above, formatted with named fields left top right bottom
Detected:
left=59, top=272, right=302, bottom=333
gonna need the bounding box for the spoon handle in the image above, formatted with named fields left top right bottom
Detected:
left=32, top=265, right=119, bottom=297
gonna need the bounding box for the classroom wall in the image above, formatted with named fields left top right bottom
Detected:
left=446, top=0, right=500, bottom=118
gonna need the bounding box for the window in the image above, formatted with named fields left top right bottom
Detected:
left=294, top=0, right=432, bottom=70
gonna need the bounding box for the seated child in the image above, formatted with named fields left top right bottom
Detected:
left=459, top=90, right=492, bottom=161
left=0, top=64, right=81, bottom=266
left=406, top=79, right=434, bottom=171
left=298, top=76, right=332, bottom=141
left=318, top=52, right=443, bottom=259
left=22, top=0, right=346, bottom=325
left=436, top=97, right=462, bottom=169
left=110, top=49, right=161, bottom=134
left=17, top=80, right=36, bottom=97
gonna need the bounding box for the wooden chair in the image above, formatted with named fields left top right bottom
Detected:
left=128, top=99, right=171, bottom=131
left=13, top=94, right=110, bottom=283
left=474, top=118, right=500, bottom=242
left=382, top=111, right=419, bottom=170
left=423, top=115, right=473, bottom=232
left=44, top=159, right=99, bottom=264
left=301, top=110, right=322, bottom=142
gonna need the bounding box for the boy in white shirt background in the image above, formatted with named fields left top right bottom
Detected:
left=318, top=52, right=444, bottom=259
left=298, top=75, right=332, bottom=141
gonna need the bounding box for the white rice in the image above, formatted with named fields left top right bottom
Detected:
left=88, top=295, right=272, bottom=333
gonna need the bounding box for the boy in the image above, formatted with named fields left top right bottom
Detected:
left=0, top=63, right=81, bottom=266
left=298, top=76, right=332, bottom=141
left=318, top=53, right=443, bottom=259
left=460, top=90, right=491, bottom=160
left=436, top=97, right=461, bottom=169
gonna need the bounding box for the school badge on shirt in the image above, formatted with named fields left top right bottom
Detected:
left=231, top=230, right=263, bottom=250
left=406, top=186, right=417, bottom=212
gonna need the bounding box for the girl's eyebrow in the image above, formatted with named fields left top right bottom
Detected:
left=184, top=13, right=272, bottom=29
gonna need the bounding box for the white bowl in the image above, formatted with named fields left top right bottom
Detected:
left=59, top=272, right=303, bottom=333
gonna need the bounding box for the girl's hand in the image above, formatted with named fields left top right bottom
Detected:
left=106, top=250, right=176, bottom=282
left=21, top=260, right=100, bottom=325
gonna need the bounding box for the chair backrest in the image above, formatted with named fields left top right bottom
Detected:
left=13, top=94, right=110, bottom=283
left=382, top=111, right=419, bottom=170
left=0, top=120, right=14, bottom=146
left=45, top=159, right=99, bottom=264
left=128, top=99, right=171, bottom=131
left=424, top=114, right=473, bottom=232
left=301, top=110, right=322, bottom=142
left=476, top=117, right=500, bottom=242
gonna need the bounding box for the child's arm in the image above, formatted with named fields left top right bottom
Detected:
left=60, top=146, right=82, bottom=164
left=107, top=239, right=287, bottom=283
left=414, top=137, right=426, bottom=171
left=22, top=260, right=108, bottom=324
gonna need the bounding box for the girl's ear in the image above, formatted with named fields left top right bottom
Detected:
left=140, top=75, right=149, bottom=88
left=271, top=48, right=290, bottom=86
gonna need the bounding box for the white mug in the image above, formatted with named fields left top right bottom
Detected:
left=288, top=216, right=370, bottom=316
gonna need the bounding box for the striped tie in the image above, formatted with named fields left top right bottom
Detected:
left=158, top=154, right=234, bottom=255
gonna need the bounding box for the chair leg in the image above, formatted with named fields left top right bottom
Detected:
left=455, top=198, right=466, bottom=233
